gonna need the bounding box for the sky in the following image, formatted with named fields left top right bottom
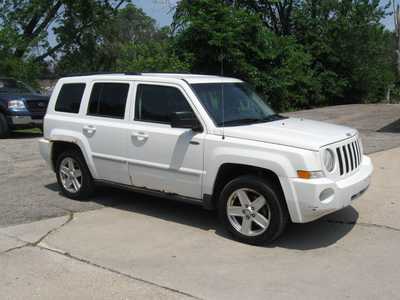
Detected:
left=133, top=0, right=178, bottom=27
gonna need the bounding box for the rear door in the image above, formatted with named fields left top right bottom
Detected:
left=82, top=81, right=132, bottom=184
left=127, top=82, right=205, bottom=199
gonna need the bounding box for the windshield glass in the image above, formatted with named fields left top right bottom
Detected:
left=191, top=82, right=280, bottom=126
left=0, top=78, right=34, bottom=94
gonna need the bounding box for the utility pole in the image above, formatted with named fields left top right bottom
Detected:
left=393, top=0, right=400, bottom=76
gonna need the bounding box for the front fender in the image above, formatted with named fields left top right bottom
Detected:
left=204, top=136, right=321, bottom=223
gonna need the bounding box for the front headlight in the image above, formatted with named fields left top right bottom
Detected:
left=323, top=149, right=335, bottom=172
left=8, top=100, right=26, bottom=110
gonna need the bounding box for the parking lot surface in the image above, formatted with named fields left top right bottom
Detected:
left=0, top=104, right=400, bottom=299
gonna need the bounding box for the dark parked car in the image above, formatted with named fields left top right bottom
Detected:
left=0, top=78, right=49, bottom=138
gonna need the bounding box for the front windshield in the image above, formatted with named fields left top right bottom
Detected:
left=191, top=82, right=280, bottom=126
left=0, top=78, right=34, bottom=94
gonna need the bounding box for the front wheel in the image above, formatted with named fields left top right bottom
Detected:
left=56, top=149, right=94, bottom=200
left=218, top=175, right=288, bottom=245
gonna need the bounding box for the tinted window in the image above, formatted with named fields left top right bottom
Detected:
left=55, top=83, right=86, bottom=113
left=87, top=83, right=129, bottom=119
left=135, top=84, right=192, bottom=124
left=0, top=78, right=34, bottom=94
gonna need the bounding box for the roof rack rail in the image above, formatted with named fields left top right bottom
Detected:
left=63, top=72, right=141, bottom=77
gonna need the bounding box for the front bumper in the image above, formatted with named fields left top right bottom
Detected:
left=9, top=115, right=43, bottom=126
left=289, top=155, right=373, bottom=223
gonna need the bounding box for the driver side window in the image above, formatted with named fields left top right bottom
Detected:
left=134, top=84, right=193, bottom=124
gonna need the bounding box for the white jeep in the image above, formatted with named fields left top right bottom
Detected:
left=39, top=73, right=373, bottom=244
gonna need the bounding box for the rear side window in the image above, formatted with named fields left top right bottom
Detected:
left=87, top=83, right=129, bottom=119
left=135, top=84, right=192, bottom=124
left=55, top=83, right=86, bottom=113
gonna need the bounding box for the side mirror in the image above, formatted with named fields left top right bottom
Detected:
left=171, top=111, right=203, bottom=132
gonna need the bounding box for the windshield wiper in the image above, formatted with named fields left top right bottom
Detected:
left=220, top=114, right=286, bottom=126
left=221, top=118, right=264, bottom=126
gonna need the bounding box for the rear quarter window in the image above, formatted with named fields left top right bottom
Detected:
left=55, top=83, right=86, bottom=113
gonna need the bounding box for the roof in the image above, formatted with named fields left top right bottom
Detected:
left=61, top=72, right=242, bottom=84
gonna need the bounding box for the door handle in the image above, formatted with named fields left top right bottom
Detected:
left=131, top=131, right=149, bottom=141
left=83, top=125, right=96, bottom=135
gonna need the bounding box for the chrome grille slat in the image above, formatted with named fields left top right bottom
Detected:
left=342, top=145, right=349, bottom=173
left=336, top=148, right=344, bottom=175
left=356, top=140, right=362, bottom=164
left=333, top=136, right=362, bottom=177
left=348, top=144, right=354, bottom=170
left=352, top=142, right=358, bottom=167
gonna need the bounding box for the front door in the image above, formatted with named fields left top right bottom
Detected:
left=127, top=83, right=205, bottom=199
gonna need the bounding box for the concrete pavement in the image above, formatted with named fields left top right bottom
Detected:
left=1, top=147, right=400, bottom=299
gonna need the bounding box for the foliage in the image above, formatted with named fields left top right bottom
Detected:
left=173, top=0, right=316, bottom=111
left=172, top=0, right=397, bottom=109
left=115, top=38, right=190, bottom=73
left=0, top=0, right=397, bottom=109
left=55, top=3, right=161, bottom=74
left=292, top=0, right=396, bottom=104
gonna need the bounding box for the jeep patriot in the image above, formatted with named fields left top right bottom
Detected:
left=39, top=73, right=373, bottom=244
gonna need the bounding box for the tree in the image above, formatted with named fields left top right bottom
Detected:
left=0, top=0, right=130, bottom=79
left=292, top=0, right=395, bottom=103
left=236, top=0, right=298, bottom=35
left=173, top=0, right=316, bottom=111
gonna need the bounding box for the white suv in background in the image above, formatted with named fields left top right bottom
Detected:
left=39, top=73, right=373, bottom=244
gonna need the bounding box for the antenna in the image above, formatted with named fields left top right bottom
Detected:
left=220, top=49, right=225, bottom=140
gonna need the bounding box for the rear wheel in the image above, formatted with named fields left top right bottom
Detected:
left=0, top=113, right=10, bottom=138
left=56, top=149, right=94, bottom=200
left=218, top=175, right=288, bottom=245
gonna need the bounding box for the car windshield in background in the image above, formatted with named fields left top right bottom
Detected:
left=191, top=82, right=283, bottom=126
left=0, top=78, right=34, bottom=94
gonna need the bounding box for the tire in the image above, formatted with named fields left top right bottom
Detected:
left=0, top=113, right=10, bottom=138
left=55, top=149, right=94, bottom=200
left=218, top=175, right=289, bottom=245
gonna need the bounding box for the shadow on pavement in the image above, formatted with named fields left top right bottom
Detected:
left=378, top=118, right=400, bottom=133
left=8, top=131, right=42, bottom=139
left=48, top=184, right=358, bottom=251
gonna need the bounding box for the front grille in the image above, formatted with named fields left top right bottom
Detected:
left=335, top=138, right=362, bottom=176
left=26, top=100, right=48, bottom=113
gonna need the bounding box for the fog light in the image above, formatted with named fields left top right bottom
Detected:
left=319, top=188, right=334, bottom=202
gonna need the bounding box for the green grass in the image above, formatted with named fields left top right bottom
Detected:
left=14, top=128, right=41, bottom=134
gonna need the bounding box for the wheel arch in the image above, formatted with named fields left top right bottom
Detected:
left=51, top=139, right=97, bottom=178
left=209, top=164, right=286, bottom=208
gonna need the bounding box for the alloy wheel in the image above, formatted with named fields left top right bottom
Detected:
left=59, top=157, right=83, bottom=194
left=226, top=188, right=271, bottom=237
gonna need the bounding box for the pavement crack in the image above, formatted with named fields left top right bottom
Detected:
left=1, top=244, right=30, bottom=254
left=0, top=212, right=75, bottom=256
left=37, top=244, right=204, bottom=300
left=33, top=211, right=74, bottom=246
left=325, top=220, right=400, bottom=232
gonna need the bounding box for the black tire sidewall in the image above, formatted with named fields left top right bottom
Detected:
left=0, top=113, right=9, bottom=138
left=218, top=175, right=287, bottom=245
left=55, top=149, right=93, bottom=200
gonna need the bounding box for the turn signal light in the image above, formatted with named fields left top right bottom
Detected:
left=297, top=170, right=311, bottom=179
left=297, top=170, right=324, bottom=179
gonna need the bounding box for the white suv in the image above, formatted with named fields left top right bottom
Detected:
left=39, top=73, right=373, bottom=244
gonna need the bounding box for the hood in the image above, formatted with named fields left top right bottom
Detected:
left=222, top=117, right=357, bottom=151
left=0, top=93, right=49, bottom=102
